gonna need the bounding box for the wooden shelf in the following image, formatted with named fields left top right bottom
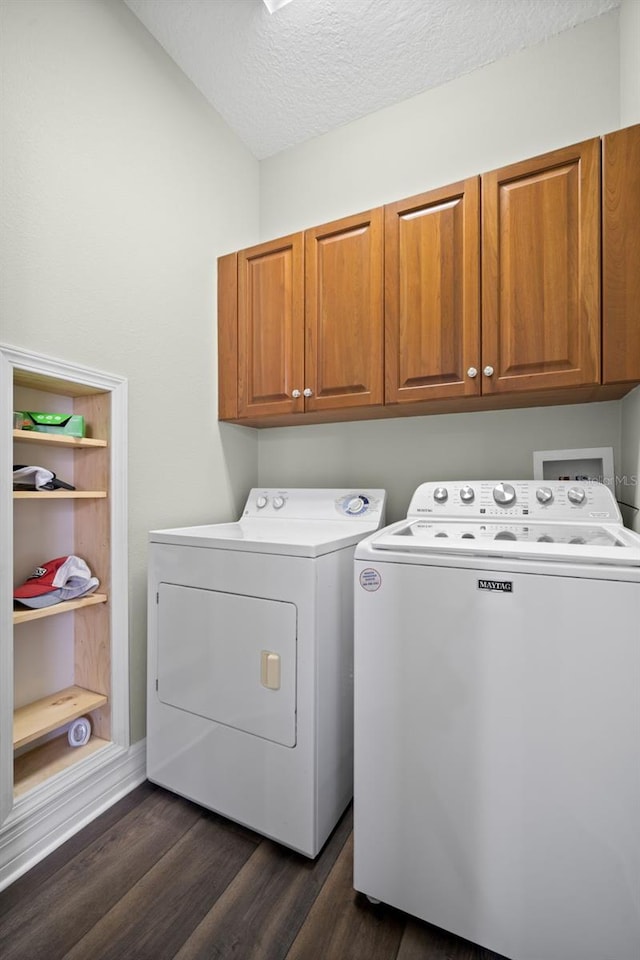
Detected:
left=13, top=369, right=110, bottom=397
left=14, top=735, right=110, bottom=798
left=13, top=429, right=107, bottom=448
left=13, top=685, right=108, bottom=750
left=13, top=490, right=107, bottom=499
left=13, top=593, right=108, bottom=625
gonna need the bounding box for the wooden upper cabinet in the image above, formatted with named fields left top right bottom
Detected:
left=237, top=233, right=305, bottom=418
left=603, top=124, right=640, bottom=384
left=219, top=127, right=639, bottom=427
left=481, top=138, right=600, bottom=394
left=305, top=209, right=384, bottom=412
left=385, top=178, right=480, bottom=403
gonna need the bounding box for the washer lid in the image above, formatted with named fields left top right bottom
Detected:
left=149, top=517, right=383, bottom=557
left=365, top=518, right=640, bottom=566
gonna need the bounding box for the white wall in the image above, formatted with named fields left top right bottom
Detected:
left=258, top=404, right=622, bottom=523
left=620, top=0, right=640, bottom=122
left=0, top=0, right=260, bottom=739
left=257, top=11, right=623, bottom=522
left=260, top=11, right=620, bottom=233
left=621, top=388, right=640, bottom=531
left=619, top=0, right=640, bottom=532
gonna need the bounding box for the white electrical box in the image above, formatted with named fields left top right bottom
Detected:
left=533, top=447, right=614, bottom=490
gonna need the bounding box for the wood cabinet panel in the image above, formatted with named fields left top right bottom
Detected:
left=603, top=124, right=640, bottom=384
left=73, top=392, right=111, bottom=740
left=385, top=178, right=480, bottom=403
left=305, top=210, right=383, bottom=411
left=217, top=253, right=238, bottom=420
left=482, top=138, right=600, bottom=393
left=237, top=234, right=304, bottom=418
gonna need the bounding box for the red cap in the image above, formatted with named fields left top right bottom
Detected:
left=14, top=556, right=92, bottom=598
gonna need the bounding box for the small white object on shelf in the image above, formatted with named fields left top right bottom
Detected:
left=68, top=716, right=91, bottom=747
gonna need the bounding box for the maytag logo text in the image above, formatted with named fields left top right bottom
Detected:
left=478, top=579, right=513, bottom=593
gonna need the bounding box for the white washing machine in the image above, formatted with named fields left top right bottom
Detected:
left=354, top=480, right=640, bottom=960
left=147, top=487, right=386, bottom=857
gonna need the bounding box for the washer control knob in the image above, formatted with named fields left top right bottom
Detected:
left=493, top=482, right=516, bottom=506
left=460, top=485, right=475, bottom=503
left=567, top=486, right=586, bottom=505
left=536, top=486, right=554, bottom=504
left=272, top=496, right=285, bottom=510
left=256, top=495, right=268, bottom=509
left=433, top=487, right=448, bottom=503
left=346, top=496, right=367, bottom=515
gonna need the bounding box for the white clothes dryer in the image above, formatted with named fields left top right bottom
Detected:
left=354, top=480, right=640, bottom=960
left=147, top=487, right=386, bottom=857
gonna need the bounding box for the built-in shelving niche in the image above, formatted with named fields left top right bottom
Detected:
left=1, top=343, right=138, bottom=890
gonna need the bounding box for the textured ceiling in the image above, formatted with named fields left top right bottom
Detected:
left=124, top=0, right=620, bottom=159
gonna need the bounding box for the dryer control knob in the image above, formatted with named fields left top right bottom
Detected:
left=493, top=482, right=516, bottom=506
left=433, top=486, right=448, bottom=503
left=256, top=495, right=268, bottom=509
left=567, top=487, right=586, bottom=505
left=273, top=496, right=285, bottom=509
left=460, top=485, right=475, bottom=503
left=536, top=486, right=554, bottom=504
left=346, top=496, right=367, bottom=515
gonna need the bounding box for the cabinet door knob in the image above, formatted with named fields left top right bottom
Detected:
left=303, top=388, right=313, bottom=398
left=291, top=389, right=301, bottom=398
left=467, top=367, right=478, bottom=378
left=483, top=365, right=494, bottom=377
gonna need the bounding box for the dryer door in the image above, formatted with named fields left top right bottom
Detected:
left=157, top=584, right=297, bottom=747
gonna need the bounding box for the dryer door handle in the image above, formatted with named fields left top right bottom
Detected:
left=261, top=651, right=281, bottom=690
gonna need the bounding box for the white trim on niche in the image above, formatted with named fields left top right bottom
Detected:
left=1, top=342, right=131, bottom=878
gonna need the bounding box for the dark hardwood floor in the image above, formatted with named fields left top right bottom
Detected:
left=0, top=782, right=508, bottom=960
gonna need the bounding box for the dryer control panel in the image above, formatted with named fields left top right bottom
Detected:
left=243, top=488, right=387, bottom=523
left=408, top=480, right=621, bottom=523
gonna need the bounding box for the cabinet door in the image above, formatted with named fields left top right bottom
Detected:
left=305, top=209, right=383, bottom=412
left=385, top=178, right=480, bottom=403
left=237, top=233, right=304, bottom=418
left=482, top=138, right=600, bottom=394
left=603, top=124, right=640, bottom=384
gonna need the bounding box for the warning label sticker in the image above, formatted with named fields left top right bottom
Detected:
left=359, top=568, right=382, bottom=592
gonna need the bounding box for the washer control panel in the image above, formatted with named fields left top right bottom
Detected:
left=243, top=488, right=386, bottom=522
left=407, top=480, right=620, bottom=522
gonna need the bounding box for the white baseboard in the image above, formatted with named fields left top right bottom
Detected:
left=0, top=739, right=147, bottom=891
